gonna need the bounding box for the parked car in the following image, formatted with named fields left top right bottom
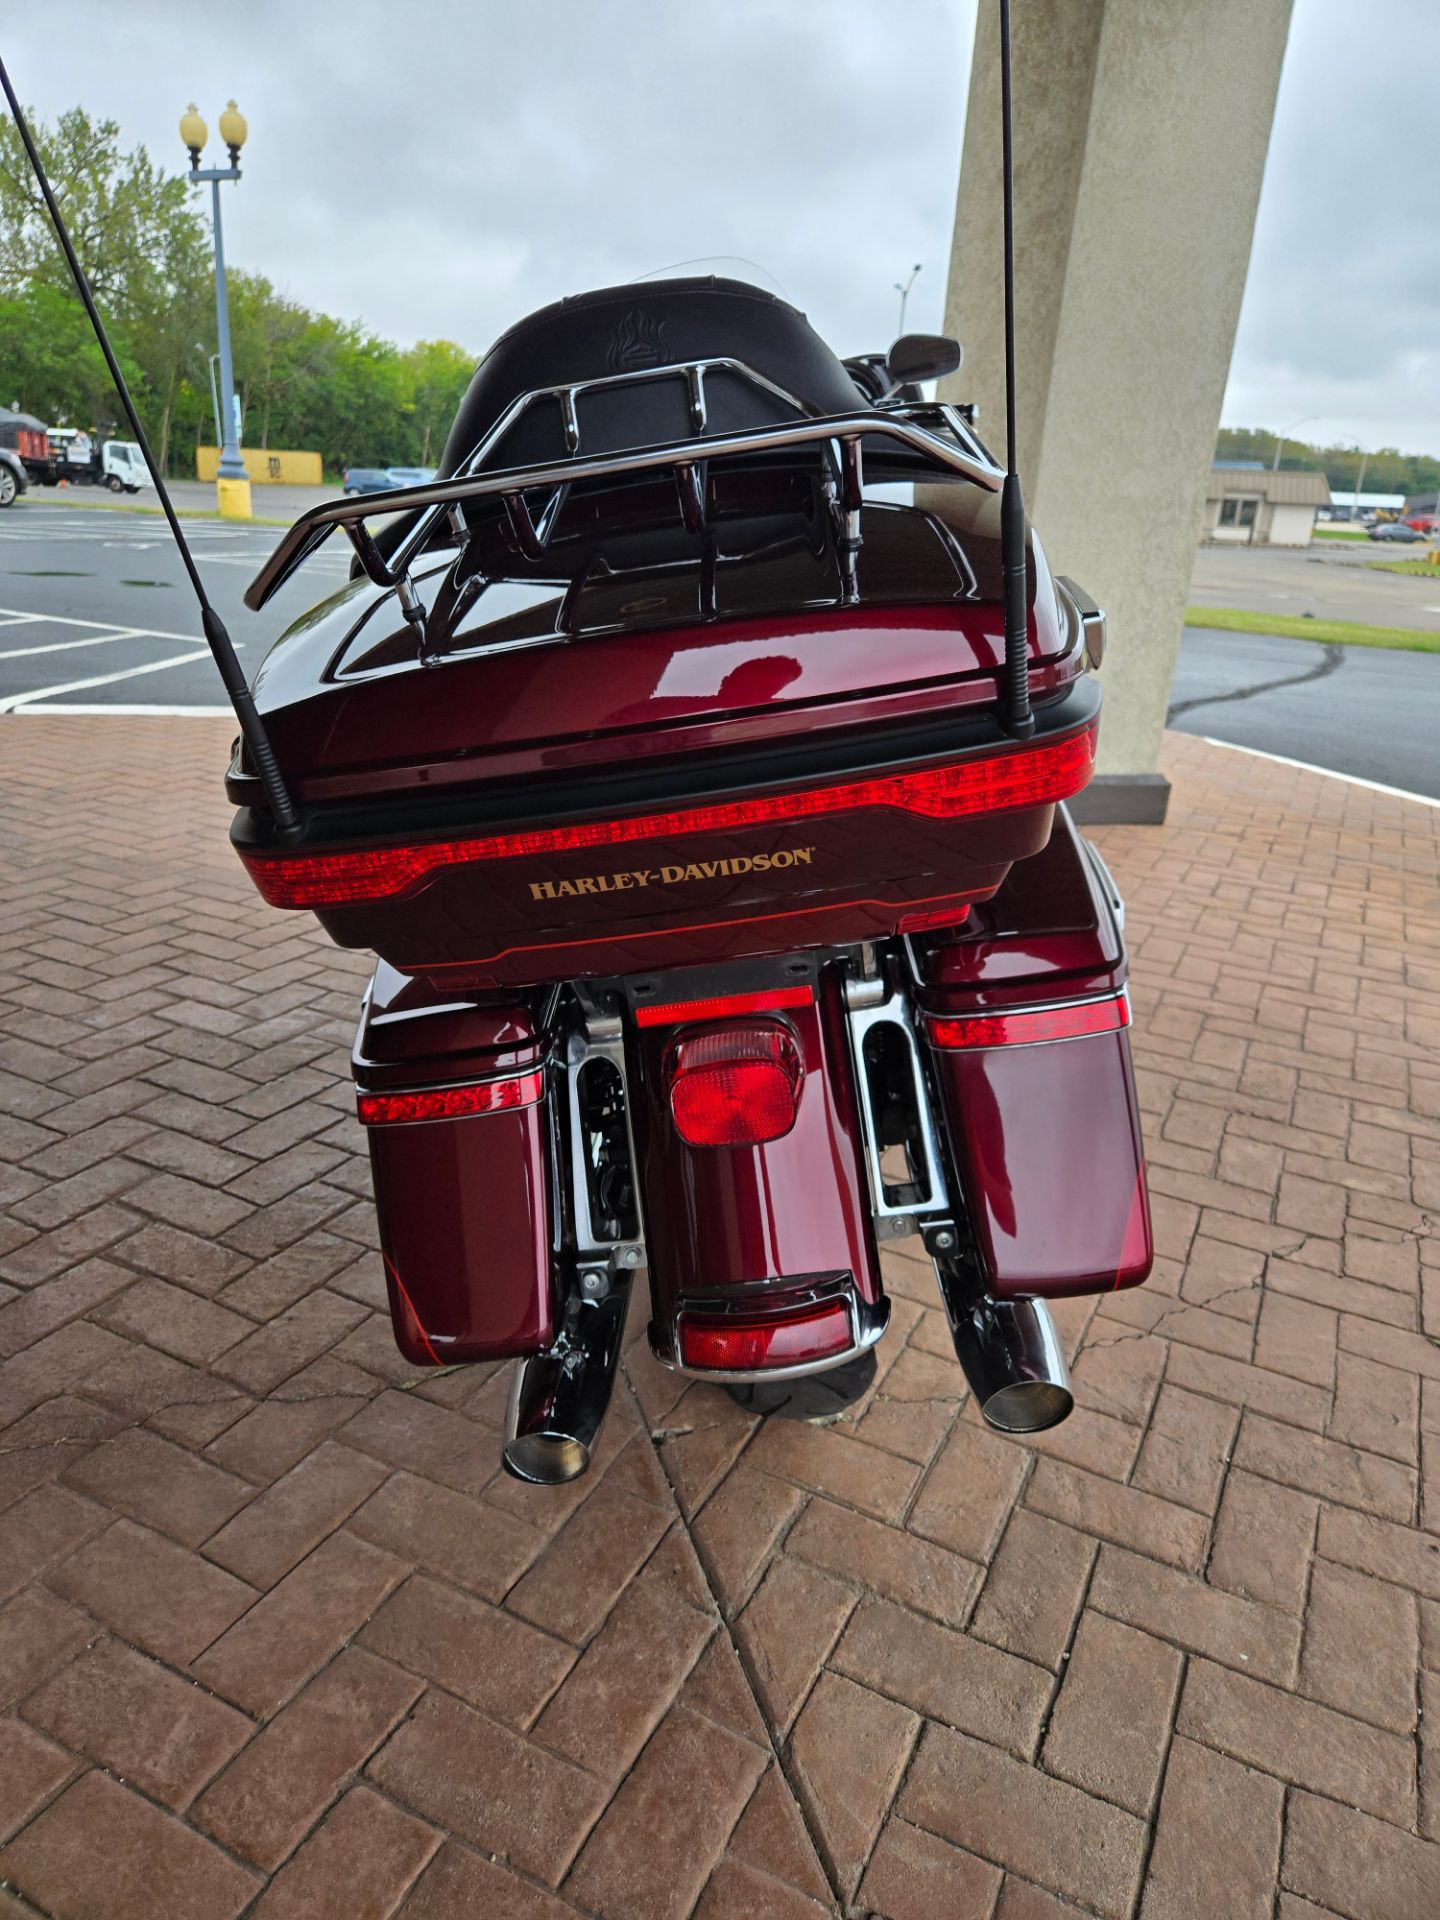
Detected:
left=1368, top=521, right=1426, bottom=542
left=0, top=446, right=28, bottom=507
left=385, top=466, right=438, bottom=487
left=342, top=467, right=398, bottom=495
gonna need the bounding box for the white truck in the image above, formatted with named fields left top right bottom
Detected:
left=45, top=429, right=151, bottom=492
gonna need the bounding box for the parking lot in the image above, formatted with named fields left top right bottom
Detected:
left=0, top=504, right=350, bottom=711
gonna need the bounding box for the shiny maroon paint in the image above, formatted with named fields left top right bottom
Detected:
left=353, top=967, right=554, bottom=1363
left=921, top=811, right=1152, bottom=1299
left=227, top=505, right=1078, bottom=811
left=634, top=976, right=882, bottom=1325
left=930, top=1031, right=1152, bottom=1299
left=311, top=797, right=1057, bottom=992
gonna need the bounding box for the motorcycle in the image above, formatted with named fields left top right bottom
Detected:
left=1, top=10, right=1151, bottom=1492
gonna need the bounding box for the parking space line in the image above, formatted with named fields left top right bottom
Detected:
left=0, top=606, right=200, bottom=643
left=10, top=702, right=235, bottom=717
left=0, top=649, right=214, bottom=713
left=0, top=629, right=134, bottom=660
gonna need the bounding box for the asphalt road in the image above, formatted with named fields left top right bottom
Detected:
left=0, top=500, right=355, bottom=710
left=1168, top=626, right=1440, bottom=800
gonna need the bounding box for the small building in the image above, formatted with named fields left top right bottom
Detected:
left=1323, top=490, right=1404, bottom=523
left=1202, top=465, right=1331, bottom=546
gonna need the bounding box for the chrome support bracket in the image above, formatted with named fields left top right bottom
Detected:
left=843, top=979, right=951, bottom=1240
left=562, top=1002, right=647, bottom=1276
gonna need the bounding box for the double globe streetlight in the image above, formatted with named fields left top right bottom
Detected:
left=179, top=100, right=250, bottom=518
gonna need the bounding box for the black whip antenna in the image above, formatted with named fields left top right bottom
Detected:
left=997, top=0, right=1034, bottom=738
left=0, top=57, right=299, bottom=834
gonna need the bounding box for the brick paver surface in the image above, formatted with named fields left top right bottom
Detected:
left=0, top=717, right=1437, bottom=1919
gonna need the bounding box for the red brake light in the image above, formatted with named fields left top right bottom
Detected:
left=635, top=985, right=813, bottom=1028
left=927, top=995, right=1128, bottom=1050
left=238, top=721, right=1098, bottom=909
left=666, top=1023, right=801, bottom=1147
left=677, top=1299, right=854, bottom=1371
left=897, top=904, right=972, bottom=937
left=357, top=1069, right=543, bottom=1125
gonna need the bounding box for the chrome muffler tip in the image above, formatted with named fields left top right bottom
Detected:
left=502, top=1431, right=590, bottom=1485
left=951, top=1295, right=1073, bottom=1436
left=978, top=1375, right=1074, bottom=1435
left=501, top=1288, right=627, bottom=1485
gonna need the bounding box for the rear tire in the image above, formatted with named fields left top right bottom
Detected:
left=724, top=1347, right=877, bottom=1421
left=0, top=469, right=16, bottom=508
left=107, top=474, right=124, bottom=492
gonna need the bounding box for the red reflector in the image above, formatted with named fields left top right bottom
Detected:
left=667, top=1024, right=801, bottom=1147
left=635, top=985, right=813, bottom=1028
left=239, top=721, right=1099, bottom=909
left=897, top=904, right=972, bottom=937
left=678, top=1300, right=853, bottom=1371
left=927, top=995, right=1129, bottom=1051
left=357, top=1069, right=543, bottom=1125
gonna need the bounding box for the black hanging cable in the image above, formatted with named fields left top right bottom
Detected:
left=0, top=56, right=299, bottom=834
left=998, top=0, right=1034, bottom=738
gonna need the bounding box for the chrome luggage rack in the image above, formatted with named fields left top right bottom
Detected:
left=244, top=356, right=1003, bottom=615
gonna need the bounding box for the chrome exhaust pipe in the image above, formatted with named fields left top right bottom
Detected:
left=502, top=1287, right=628, bottom=1485
left=949, top=1295, right=1073, bottom=1435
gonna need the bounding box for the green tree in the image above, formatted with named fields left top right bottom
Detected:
left=400, top=338, right=474, bottom=465
left=0, top=101, right=486, bottom=476
left=0, top=106, right=205, bottom=314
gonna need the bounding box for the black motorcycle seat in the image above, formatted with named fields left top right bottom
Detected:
left=441, top=276, right=866, bottom=476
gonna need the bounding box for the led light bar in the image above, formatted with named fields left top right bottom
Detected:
left=926, top=994, right=1128, bottom=1051
left=635, top=985, right=813, bottom=1028
left=238, top=720, right=1099, bottom=911
left=357, top=1069, right=544, bottom=1126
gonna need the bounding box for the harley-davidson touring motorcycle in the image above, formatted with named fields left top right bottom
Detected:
left=2, top=22, right=1151, bottom=1490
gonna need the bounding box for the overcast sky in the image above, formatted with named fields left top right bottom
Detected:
left=5, top=0, right=1436, bottom=456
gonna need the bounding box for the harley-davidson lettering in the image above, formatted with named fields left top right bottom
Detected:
left=528, top=846, right=816, bottom=901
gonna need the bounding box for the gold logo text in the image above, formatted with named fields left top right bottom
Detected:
left=528, top=846, right=816, bottom=901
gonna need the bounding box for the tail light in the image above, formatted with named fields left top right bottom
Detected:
left=665, top=1022, right=801, bottom=1147
left=926, top=993, right=1128, bottom=1051
left=357, top=1068, right=543, bottom=1125
left=237, top=720, right=1099, bottom=910
left=897, top=904, right=972, bottom=937
left=677, top=1298, right=853, bottom=1371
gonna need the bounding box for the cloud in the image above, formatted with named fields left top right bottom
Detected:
left=5, top=0, right=1435, bottom=455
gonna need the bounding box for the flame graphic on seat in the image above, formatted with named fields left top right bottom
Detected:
left=607, top=308, right=669, bottom=372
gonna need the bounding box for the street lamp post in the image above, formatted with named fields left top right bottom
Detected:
left=180, top=101, right=250, bottom=519
left=893, top=263, right=922, bottom=337
left=1334, top=436, right=1368, bottom=522
left=1271, top=414, right=1317, bottom=472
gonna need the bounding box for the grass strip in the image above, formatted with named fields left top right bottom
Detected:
left=1184, top=605, right=1440, bottom=653
left=1365, top=557, right=1440, bottom=577
left=1312, top=525, right=1367, bottom=541
left=16, top=494, right=291, bottom=529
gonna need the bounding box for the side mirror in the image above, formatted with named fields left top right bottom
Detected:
left=885, top=333, right=962, bottom=385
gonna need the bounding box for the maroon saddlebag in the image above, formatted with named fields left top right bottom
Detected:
left=919, top=810, right=1152, bottom=1300
left=352, top=963, right=554, bottom=1363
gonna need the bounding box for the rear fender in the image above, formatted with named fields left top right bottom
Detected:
left=631, top=973, right=885, bottom=1365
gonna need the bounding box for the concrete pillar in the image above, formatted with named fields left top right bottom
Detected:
left=942, top=0, right=1293, bottom=819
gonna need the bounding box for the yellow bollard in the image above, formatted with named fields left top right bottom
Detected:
left=216, top=476, right=252, bottom=520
